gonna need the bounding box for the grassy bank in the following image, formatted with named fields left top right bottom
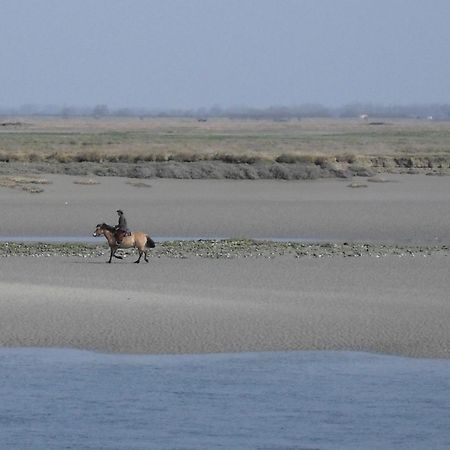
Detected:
left=1, top=117, right=449, bottom=179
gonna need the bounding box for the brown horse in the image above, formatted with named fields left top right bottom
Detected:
left=93, top=223, right=156, bottom=263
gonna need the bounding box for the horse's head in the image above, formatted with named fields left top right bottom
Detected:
left=93, top=223, right=106, bottom=237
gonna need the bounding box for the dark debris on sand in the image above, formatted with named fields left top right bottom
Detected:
left=1, top=240, right=449, bottom=260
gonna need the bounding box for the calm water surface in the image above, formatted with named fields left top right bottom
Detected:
left=1, top=349, right=449, bottom=450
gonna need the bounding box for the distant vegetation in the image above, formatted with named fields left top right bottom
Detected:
left=0, top=117, right=449, bottom=180
left=1, top=103, right=450, bottom=121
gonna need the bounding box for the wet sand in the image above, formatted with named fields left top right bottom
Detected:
left=0, top=254, right=449, bottom=358
left=1, top=174, right=450, bottom=358
left=0, top=173, right=450, bottom=244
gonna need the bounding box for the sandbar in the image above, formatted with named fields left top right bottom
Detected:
left=0, top=253, right=448, bottom=358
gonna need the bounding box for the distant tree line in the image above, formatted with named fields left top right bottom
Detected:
left=1, top=102, right=449, bottom=120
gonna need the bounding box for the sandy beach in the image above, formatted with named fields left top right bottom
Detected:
left=1, top=174, right=450, bottom=358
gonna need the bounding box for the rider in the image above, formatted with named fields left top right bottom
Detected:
left=115, top=209, right=129, bottom=244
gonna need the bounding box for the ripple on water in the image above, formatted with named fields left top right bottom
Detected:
left=0, top=349, right=450, bottom=449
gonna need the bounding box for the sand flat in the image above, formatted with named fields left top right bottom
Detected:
left=1, top=174, right=450, bottom=358
left=0, top=174, right=450, bottom=243
left=0, top=254, right=449, bottom=358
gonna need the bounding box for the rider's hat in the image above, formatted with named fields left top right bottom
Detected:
left=117, top=209, right=124, bottom=214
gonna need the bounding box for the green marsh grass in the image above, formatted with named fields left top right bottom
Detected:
left=0, top=117, right=449, bottom=172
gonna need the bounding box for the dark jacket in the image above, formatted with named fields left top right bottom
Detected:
left=117, top=214, right=128, bottom=231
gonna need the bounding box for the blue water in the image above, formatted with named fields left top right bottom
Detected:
left=1, top=349, right=449, bottom=450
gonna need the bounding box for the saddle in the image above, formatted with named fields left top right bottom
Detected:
left=115, top=229, right=131, bottom=242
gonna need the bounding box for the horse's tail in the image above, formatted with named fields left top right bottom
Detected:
left=146, top=236, right=156, bottom=248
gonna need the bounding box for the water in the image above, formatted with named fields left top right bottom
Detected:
left=1, top=349, right=449, bottom=449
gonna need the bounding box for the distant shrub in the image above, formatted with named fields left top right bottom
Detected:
left=168, top=152, right=204, bottom=162
left=348, top=163, right=375, bottom=177
left=313, top=156, right=329, bottom=167
left=50, top=152, right=72, bottom=163
left=275, top=154, right=331, bottom=167
left=127, top=166, right=156, bottom=178
left=74, top=151, right=104, bottom=163
left=269, top=163, right=291, bottom=179
left=336, top=153, right=357, bottom=164
left=214, top=153, right=260, bottom=164
left=275, top=153, right=296, bottom=164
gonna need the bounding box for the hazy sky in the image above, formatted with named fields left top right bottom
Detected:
left=1, top=0, right=449, bottom=109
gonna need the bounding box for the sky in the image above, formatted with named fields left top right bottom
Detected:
left=1, top=0, right=449, bottom=110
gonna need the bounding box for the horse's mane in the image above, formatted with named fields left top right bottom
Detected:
left=98, top=223, right=116, bottom=232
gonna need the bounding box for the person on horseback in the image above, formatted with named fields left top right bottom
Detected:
left=115, top=209, right=129, bottom=244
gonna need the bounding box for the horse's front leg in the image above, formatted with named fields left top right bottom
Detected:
left=108, top=246, right=123, bottom=263
left=134, top=251, right=142, bottom=263
left=108, top=247, right=113, bottom=263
